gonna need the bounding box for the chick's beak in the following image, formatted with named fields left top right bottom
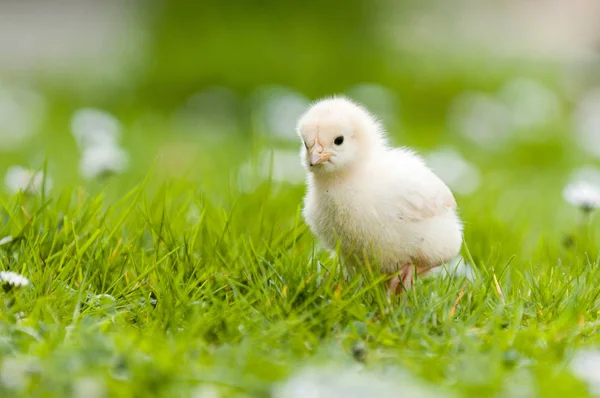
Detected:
left=309, top=149, right=332, bottom=166
left=307, top=138, right=332, bottom=166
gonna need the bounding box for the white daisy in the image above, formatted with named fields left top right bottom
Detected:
left=0, top=86, right=46, bottom=152
left=79, top=144, right=129, bottom=180
left=571, top=349, right=600, bottom=395
left=0, top=271, right=29, bottom=288
left=498, top=77, right=560, bottom=131
left=0, top=236, right=13, bottom=246
left=4, top=166, right=52, bottom=195
left=71, top=108, right=121, bottom=150
left=569, top=166, right=600, bottom=187
left=0, top=357, right=37, bottom=391
left=563, top=180, right=600, bottom=212
left=448, top=91, right=513, bottom=150
left=273, top=366, right=449, bottom=398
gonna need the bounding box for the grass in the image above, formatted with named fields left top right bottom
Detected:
left=1, top=99, right=600, bottom=398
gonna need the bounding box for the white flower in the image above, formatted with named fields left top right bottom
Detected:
left=0, top=236, right=13, bottom=246
left=563, top=180, right=600, bottom=211
left=425, top=147, right=481, bottom=195
left=71, top=108, right=121, bottom=150
left=4, top=166, right=52, bottom=195
left=273, top=366, right=450, bottom=398
left=498, top=77, right=560, bottom=131
left=79, top=145, right=129, bottom=180
left=71, top=108, right=129, bottom=181
left=0, top=271, right=29, bottom=288
left=252, top=86, right=310, bottom=140
left=448, top=91, right=513, bottom=150
left=0, top=86, right=46, bottom=152
left=569, top=166, right=600, bottom=187
left=571, top=349, right=600, bottom=395
left=0, top=357, right=39, bottom=391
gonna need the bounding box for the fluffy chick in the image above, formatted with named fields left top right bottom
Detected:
left=297, top=97, right=463, bottom=294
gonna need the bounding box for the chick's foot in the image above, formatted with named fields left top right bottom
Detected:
left=387, top=264, right=414, bottom=301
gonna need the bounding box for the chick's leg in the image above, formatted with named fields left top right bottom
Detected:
left=388, top=275, right=401, bottom=296
left=399, top=263, right=415, bottom=292
left=387, top=263, right=414, bottom=297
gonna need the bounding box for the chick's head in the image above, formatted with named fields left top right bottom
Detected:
left=296, top=97, right=386, bottom=174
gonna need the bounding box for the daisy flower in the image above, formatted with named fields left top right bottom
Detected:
left=563, top=180, right=600, bottom=213
left=71, top=107, right=129, bottom=181
left=79, top=144, right=129, bottom=180
left=571, top=349, right=600, bottom=395
left=4, top=166, right=52, bottom=195
left=0, top=236, right=13, bottom=246
left=0, top=271, right=29, bottom=290
left=71, top=108, right=121, bottom=150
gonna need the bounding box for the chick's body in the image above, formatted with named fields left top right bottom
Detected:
left=297, top=97, right=463, bottom=290
left=304, top=148, right=462, bottom=273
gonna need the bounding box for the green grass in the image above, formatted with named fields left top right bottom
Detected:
left=1, top=101, right=600, bottom=398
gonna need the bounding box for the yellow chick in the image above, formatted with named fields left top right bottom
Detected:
left=297, top=97, right=463, bottom=294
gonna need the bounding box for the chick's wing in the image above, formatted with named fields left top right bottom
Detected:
left=389, top=150, right=457, bottom=222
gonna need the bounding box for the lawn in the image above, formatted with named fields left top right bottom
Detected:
left=1, top=72, right=600, bottom=398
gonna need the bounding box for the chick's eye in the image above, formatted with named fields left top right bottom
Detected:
left=334, top=136, right=344, bottom=145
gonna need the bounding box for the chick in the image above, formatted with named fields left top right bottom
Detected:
left=297, top=97, right=463, bottom=294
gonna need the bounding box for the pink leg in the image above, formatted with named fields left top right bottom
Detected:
left=388, top=275, right=401, bottom=295
left=387, top=264, right=415, bottom=300
left=399, top=264, right=415, bottom=292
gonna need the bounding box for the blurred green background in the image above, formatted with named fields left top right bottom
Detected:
left=1, top=0, right=600, bottom=253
